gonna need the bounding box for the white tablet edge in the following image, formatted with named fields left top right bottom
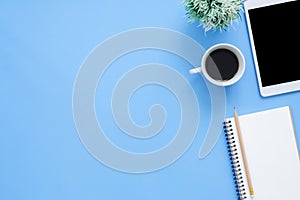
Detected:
left=244, top=0, right=293, bottom=9
left=260, top=80, right=300, bottom=97
left=244, top=0, right=299, bottom=97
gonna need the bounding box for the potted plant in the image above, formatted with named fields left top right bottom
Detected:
left=183, top=0, right=245, bottom=32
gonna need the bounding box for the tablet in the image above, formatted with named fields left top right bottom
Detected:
left=244, top=0, right=300, bottom=97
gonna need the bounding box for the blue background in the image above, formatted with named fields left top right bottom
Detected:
left=1, top=1, right=299, bottom=199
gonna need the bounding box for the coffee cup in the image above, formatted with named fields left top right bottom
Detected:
left=189, top=43, right=245, bottom=86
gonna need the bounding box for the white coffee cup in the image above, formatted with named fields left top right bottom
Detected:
left=189, top=43, right=245, bottom=86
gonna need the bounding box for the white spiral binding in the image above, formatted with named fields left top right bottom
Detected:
left=224, top=120, right=247, bottom=200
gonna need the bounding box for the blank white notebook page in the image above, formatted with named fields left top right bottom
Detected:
left=231, top=106, right=300, bottom=199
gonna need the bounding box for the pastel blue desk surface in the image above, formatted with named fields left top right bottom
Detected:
left=1, top=1, right=299, bottom=200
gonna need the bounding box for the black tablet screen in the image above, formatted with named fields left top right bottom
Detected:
left=248, top=0, right=299, bottom=87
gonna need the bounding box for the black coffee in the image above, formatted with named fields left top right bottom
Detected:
left=205, top=48, right=239, bottom=81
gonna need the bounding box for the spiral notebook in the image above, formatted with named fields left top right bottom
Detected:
left=224, top=106, right=300, bottom=200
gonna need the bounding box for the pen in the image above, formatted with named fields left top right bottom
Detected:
left=234, top=107, right=255, bottom=197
